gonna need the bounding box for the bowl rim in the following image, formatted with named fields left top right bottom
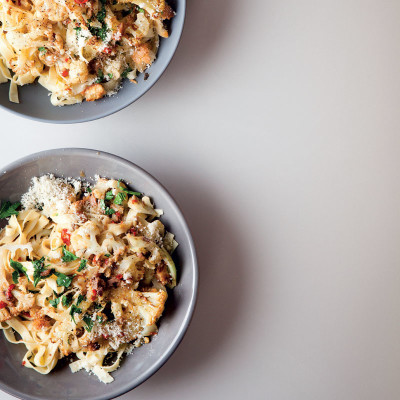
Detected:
left=0, top=148, right=198, bottom=400
left=0, top=0, right=186, bottom=125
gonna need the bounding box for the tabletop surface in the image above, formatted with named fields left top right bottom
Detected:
left=0, top=0, right=399, bottom=399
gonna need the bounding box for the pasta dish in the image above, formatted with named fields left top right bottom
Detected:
left=0, top=174, right=177, bottom=383
left=0, top=0, right=174, bottom=105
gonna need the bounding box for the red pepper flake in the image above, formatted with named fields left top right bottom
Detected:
left=102, top=334, right=110, bottom=339
left=116, top=274, right=123, bottom=280
left=131, top=197, right=138, bottom=204
left=102, top=47, right=112, bottom=54
left=74, top=0, right=88, bottom=3
left=129, top=228, right=137, bottom=236
left=65, top=57, right=70, bottom=63
left=61, top=229, right=71, bottom=245
left=6, top=284, right=15, bottom=301
left=22, top=361, right=26, bottom=366
left=22, top=311, right=30, bottom=317
left=91, top=289, right=97, bottom=301
left=61, top=69, right=69, bottom=77
left=0, top=301, right=7, bottom=309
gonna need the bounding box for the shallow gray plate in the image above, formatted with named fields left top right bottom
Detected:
left=0, top=0, right=184, bottom=124
left=0, top=148, right=198, bottom=400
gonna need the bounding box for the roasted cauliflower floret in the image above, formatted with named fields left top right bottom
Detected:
left=83, top=84, right=106, bottom=102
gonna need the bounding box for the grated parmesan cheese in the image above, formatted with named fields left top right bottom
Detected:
left=89, top=320, right=142, bottom=351
left=21, top=174, right=82, bottom=217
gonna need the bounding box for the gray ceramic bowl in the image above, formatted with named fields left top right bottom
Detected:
left=0, top=0, right=184, bottom=124
left=0, top=148, right=198, bottom=400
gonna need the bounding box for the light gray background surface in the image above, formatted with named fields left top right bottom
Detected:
left=0, top=0, right=399, bottom=399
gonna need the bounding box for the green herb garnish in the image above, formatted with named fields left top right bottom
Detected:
left=83, top=315, right=94, bottom=332
left=76, top=294, right=86, bottom=306
left=118, top=180, right=141, bottom=196
left=62, top=294, right=72, bottom=307
left=121, top=67, right=132, bottom=78
left=114, top=192, right=126, bottom=205
left=38, top=47, right=47, bottom=54
left=88, top=25, right=109, bottom=42
left=77, top=258, right=87, bottom=272
left=12, top=271, right=19, bottom=284
left=137, top=6, right=145, bottom=13
left=108, top=73, right=113, bottom=80
left=73, top=26, right=82, bottom=38
left=32, top=257, right=47, bottom=287
left=97, top=0, right=107, bottom=22
left=10, top=260, right=29, bottom=281
left=105, top=190, right=114, bottom=201
left=95, top=69, right=104, bottom=84
left=104, top=253, right=111, bottom=258
left=54, top=272, right=74, bottom=288
left=88, top=0, right=109, bottom=43
left=0, top=201, right=20, bottom=219
left=87, top=187, right=92, bottom=193
left=61, top=246, right=78, bottom=263
left=49, top=297, right=60, bottom=308
left=70, top=304, right=82, bottom=323
left=99, top=199, right=115, bottom=215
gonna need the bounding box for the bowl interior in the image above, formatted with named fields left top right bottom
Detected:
left=0, top=0, right=184, bottom=124
left=0, top=149, right=197, bottom=400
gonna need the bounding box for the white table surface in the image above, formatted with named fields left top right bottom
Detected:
left=1, top=0, right=400, bottom=399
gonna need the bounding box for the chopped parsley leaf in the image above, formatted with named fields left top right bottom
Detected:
left=10, top=260, right=29, bottom=281
left=83, top=315, right=94, bottom=332
left=89, top=1, right=108, bottom=42
left=99, top=199, right=115, bottom=215
left=61, top=246, right=78, bottom=262
left=54, top=272, right=74, bottom=288
left=118, top=180, right=141, bottom=196
left=105, top=190, right=114, bottom=201
left=108, top=73, right=113, bottom=80
left=62, top=294, right=72, bottom=307
left=77, top=258, right=87, bottom=272
left=49, top=297, right=60, bottom=308
left=137, top=6, right=145, bottom=13
left=76, top=294, right=86, bottom=306
left=12, top=271, right=19, bottom=284
left=32, top=257, right=47, bottom=287
left=114, top=191, right=126, bottom=205
left=88, top=24, right=109, bottom=42
left=121, top=67, right=132, bottom=78
left=38, top=47, right=47, bottom=54
left=95, top=69, right=105, bottom=84
left=70, top=304, right=82, bottom=323
left=73, top=26, right=82, bottom=38
left=0, top=201, right=20, bottom=219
